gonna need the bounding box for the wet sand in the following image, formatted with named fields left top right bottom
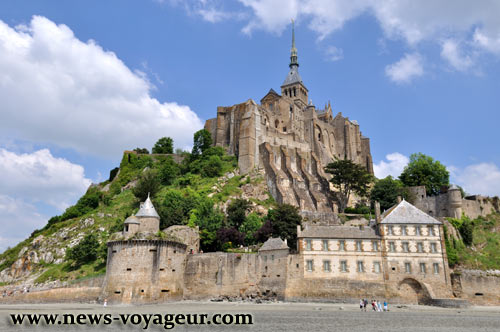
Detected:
left=1, top=301, right=499, bottom=331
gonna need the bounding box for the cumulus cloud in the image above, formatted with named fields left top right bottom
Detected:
left=325, top=46, right=344, bottom=62
left=441, top=39, right=474, bottom=71
left=0, top=16, right=203, bottom=159
left=0, top=195, right=47, bottom=252
left=0, top=149, right=91, bottom=211
left=373, top=153, right=409, bottom=179
left=449, top=162, right=500, bottom=197
left=385, top=53, right=423, bottom=84
left=184, top=0, right=500, bottom=78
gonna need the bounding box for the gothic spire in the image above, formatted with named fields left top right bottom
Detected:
left=290, top=19, right=298, bottom=68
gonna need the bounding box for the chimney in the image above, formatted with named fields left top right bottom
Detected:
left=397, top=196, right=402, bottom=203
left=375, top=201, right=381, bottom=223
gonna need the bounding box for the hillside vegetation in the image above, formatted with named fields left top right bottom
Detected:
left=445, top=213, right=500, bottom=270
left=0, top=131, right=282, bottom=286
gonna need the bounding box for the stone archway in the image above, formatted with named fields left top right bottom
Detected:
left=398, top=278, right=432, bottom=304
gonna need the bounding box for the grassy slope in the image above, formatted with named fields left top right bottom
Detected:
left=0, top=151, right=255, bottom=285
left=451, top=213, right=500, bottom=270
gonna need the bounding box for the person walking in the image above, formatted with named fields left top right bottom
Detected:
left=377, top=301, right=382, bottom=312
left=383, top=300, right=388, bottom=311
left=103, top=298, right=108, bottom=307
left=363, top=299, right=368, bottom=311
left=360, top=299, right=364, bottom=311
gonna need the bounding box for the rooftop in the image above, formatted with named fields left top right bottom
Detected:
left=380, top=200, right=442, bottom=225
left=259, top=237, right=289, bottom=251
left=299, top=225, right=380, bottom=239
left=135, top=194, right=160, bottom=218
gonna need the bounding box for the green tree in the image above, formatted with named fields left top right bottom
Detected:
left=370, top=176, right=406, bottom=210
left=152, top=137, right=174, bottom=154
left=187, top=197, right=224, bottom=251
left=266, top=204, right=302, bottom=248
left=239, top=213, right=263, bottom=245
left=325, top=159, right=373, bottom=213
left=399, top=152, right=449, bottom=196
left=133, top=147, right=149, bottom=154
left=159, top=156, right=180, bottom=185
left=66, top=234, right=99, bottom=266
left=226, top=199, right=252, bottom=228
left=192, top=129, right=212, bottom=156
left=132, top=169, right=160, bottom=202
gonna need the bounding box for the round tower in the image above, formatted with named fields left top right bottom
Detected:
left=135, top=194, right=160, bottom=233
left=447, top=184, right=462, bottom=218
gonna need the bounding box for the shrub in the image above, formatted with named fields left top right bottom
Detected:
left=132, top=169, right=160, bottom=202
left=159, top=156, right=180, bottom=185
left=66, top=234, right=100, bottom=267
left=227, top=199, right=252, bottom=228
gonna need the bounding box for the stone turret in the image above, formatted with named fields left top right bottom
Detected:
left=447, top=184, right=462, bottom=218
left=123, top=194, right=160, bottom=237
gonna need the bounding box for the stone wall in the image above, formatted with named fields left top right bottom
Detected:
left=410, top=186, right=500, bottom=219
left=451, top=270, right=500, bottom=305
left=102, top=240, right=187, bottom=304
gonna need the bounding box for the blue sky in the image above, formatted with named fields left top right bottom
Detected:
left=0, top=0, right=499, bottom=251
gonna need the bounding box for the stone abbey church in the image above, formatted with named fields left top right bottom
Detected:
left=103, top=26, right=465, bottom=306
left=205, top=23, right=373, bottom=213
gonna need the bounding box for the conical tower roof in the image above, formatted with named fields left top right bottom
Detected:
left=135, top=194, right=160, bottom=218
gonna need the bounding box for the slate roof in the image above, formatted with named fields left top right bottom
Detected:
left=380, top=200, right=442, bottom=225
left=135, top=195, right=160, bottom=218
left=282, top=65, right=303, bottom=86
left=299, top=225, right=380, bottom=239
left=259, top=238, right=289, bottom=251
left=124, top=216, right=140, bottom=224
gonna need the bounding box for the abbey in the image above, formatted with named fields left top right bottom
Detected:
left=205, top=22, right=373, bottom=213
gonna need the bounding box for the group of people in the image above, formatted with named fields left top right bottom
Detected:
left=360, top=299, right=388, bottom=312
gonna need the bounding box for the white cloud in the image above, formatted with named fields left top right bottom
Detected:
left=223, top=1, right=500, bottom=77
left=449, top=162, right=500, bottom=197
left=373, top=152, right=409, bottom=179
left=385, top=53, right=423, bottom=84
left=0, top=148, right=91, bottom=211
left=0, top=195, right=47, bottom=252
left=0, top=16, right=203, bottom=159
left=441, top=39, right=473, bottom=71
left=325, top=46, right=343, bottom=62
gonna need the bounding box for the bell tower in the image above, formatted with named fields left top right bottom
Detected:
left=281, top=20, right=308, bottom=107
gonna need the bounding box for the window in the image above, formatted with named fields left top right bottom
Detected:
left=372, top=241, right=379, bottom=252
left=322, top=240, right=329, bottom=251
left=430, top=243, right=437, bottom=253
left=269, top=103, right=274, bottom=111
left=357, top=261, right=365, bottom=273
left=339, top=240, right=345, bottom=251
left=306, top=260, right=313, bottom=272
left=417, top=242, right=424, bottom=253
left=415, top=226, right=421, bottom=236
left=374, top=261, right=381, bottom=273
left=306, top=239, right=312, bottom=251
left=387, top=226, right=393, bottom=235
left=428, top=226, right=435, bottom=236
left=401, top=226, right=407, bottom=236
left=402, top=242, right=409, bottom=252
left=271, top=255, right=275, bottom=261
left=389, top=242, right=396, bottom=252
left=125, top=225, right=129, bottom=232
left=356, top=240, right=362, bottom=252
left=405, top=262, right=412, bottom=273
left=420, top=263, right=426, bottom=274
left=340, top=260, right=347, bottom=272
left=433, top=263, right=440, bottom=274
left=323, top=260, right=331, bottom=272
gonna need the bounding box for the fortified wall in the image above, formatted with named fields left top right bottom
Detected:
left=409, top=185, right=500, bottom=219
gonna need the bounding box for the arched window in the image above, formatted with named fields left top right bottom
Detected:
left=275, top=120, right=279, bottom=129
left=293, top=87, right=296, bottom=97
left=289, top=105, right=293, bottom=119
